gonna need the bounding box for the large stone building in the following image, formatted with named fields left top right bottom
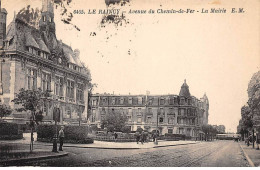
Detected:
left=89, top=80, right=209, bottom=137
left=0, top=0, right=91, bottom=125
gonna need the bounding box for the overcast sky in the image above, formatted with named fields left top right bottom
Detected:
left=3, top=0, right=260, bottom=132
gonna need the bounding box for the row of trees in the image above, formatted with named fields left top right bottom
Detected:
left=201, top=124, right=222, bottom=141
left=237, top=71, right=260, bottom=146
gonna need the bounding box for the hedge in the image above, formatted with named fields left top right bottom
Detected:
left=0, top=122, right=23, bottom=140
left=37, top=124, right=93, bottom=144
left=158, top=133, right=186, bottom=141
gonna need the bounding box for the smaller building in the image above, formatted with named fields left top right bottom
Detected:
left=89, top=80, right=209, bottom=138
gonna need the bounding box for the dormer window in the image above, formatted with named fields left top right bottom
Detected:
left=28, top=47, right=32, bottom=53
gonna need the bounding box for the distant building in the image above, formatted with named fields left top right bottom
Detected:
left=89, top=80, right=209, bottom=138
left=0, top=0, right=91, bottom=125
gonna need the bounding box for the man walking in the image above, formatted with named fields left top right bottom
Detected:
left=114, top=132, right=118, bottom=142
left=59, top=126, right=65, bottom=151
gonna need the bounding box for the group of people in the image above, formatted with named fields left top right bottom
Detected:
left=135, top=131, right=157, bottom=144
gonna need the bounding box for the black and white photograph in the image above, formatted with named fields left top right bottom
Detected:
left=0, top=0, right=259, bottom=167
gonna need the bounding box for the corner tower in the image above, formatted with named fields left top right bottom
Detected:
left=179, top=79, right=191, bottom=98
left=39, top=0, right=55, bottom=34
left=201, top=93, right=209, bottom=124
left=0, top=1, right=7, bottom=49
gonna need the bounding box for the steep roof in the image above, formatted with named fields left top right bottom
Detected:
left=4, top=18, right=83, bottom=67
left=36, top=38, right=50, bottom=53
left=179, top=79, right=191, bottom=98
left=25, top=32, right=40, bottom=49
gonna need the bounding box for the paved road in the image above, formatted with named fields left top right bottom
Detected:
left=23, top=140, right=249, bottom=167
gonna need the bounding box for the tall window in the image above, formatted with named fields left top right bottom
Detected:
left=137, top=108, right=142, bottom=115
left=42, top=72, right=51, bottom=91
left=55, top=76, right=63, bottom=97
left=111, top=98, right=115, bottom=105
left=169, top=108, right=173, bottom=114
left=66, top=109, right=71, bottom=118
left=128, top=97, right=132, bottom=104
left=168, top=129, right=173, bottom=134
left=160, top=108, right=164, bottom=114
left=138, top=97, right=142, bottom=104
left=149, top=98, right=153, bottom=105
left=169, top=98, right=174, bottom=105
left=147, top=117, right=152, bottom=123
left=92, top=100, right=97, bottom=106
left=120, top=97, right=124, bottom=104
left=92, top=109, right=96, bottom=122
left=180, top=98, right=185, bottom=105
left=177, top=117, right=181, bottom=124
left=66, top=80, right=75, bottom=100
left=159, top=117, right=164, bottom=123
left=160, top=98, right=165, bottom=105
left=27, top=68, right=37, bottom=90
left=77, top=83, right=84, bottom=102
left=174, top=97, right=178, bottom=104
left=168, top=118, right=174, bottom=124
left=178, top=109, right=181, bottom=115
left=128, top=108, right=132, bottom=115
left=101, top=107, right=106, bottom=115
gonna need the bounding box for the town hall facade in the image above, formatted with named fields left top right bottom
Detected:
left=0, top=0, right=91, bottom=125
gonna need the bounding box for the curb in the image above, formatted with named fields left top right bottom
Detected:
left=239, top=143, right=255, bottom=167
left=153, top=142, right=197, bottom=148
left=35, top=141, right=198, bottom=150
left=0, top=152, right=68, bottom=166
left=1, top=141, right=199, bottom=150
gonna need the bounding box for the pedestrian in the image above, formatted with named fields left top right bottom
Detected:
left=152, top=133, right=156, bottom=142
left=59, top=126, right=65, bottom=151
left=136, top=132, right=140, bottom=144
left=141, top=131, right=145, bottom=144
left=114, top=132, right=118, bottom=142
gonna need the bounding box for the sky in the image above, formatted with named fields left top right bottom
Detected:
left=3, top=0, right=260, bottom=133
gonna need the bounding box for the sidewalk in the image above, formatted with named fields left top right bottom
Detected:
left=0, top=149, right=68, bottom=166
left=1, top=133, right=199, bottom=149
left=239, top=141, right=260, bottom=167
left=0, top=133, right=68, bottom=166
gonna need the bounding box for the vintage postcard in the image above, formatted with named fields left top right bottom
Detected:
left=0, top=0, right=259, bottom=167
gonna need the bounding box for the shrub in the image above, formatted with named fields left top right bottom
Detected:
left=0, top=122, right=23, bottom=140
left=136, top=128, right=143, bottom=133
left=37, top=125, right=93, bottom=144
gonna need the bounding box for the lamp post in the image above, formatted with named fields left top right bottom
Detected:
left=52, top=107, right=59, bottom=152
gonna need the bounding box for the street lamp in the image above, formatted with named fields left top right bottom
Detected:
left=52, top=107, right=60, bottom=152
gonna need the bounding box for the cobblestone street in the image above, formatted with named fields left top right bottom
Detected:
left=24, top=140, right=249, bottom=167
